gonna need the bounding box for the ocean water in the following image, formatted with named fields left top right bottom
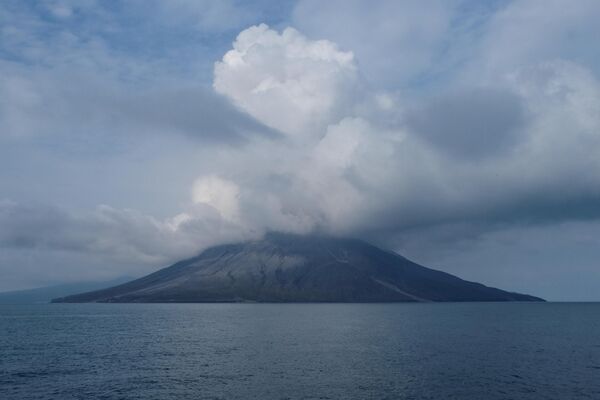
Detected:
left=1, top=303, right=599, bottom=400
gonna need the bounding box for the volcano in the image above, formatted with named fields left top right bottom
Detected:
left=52, top=232, right=543, bottom=303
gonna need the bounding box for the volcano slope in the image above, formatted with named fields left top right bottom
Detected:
left=53, top=232, right=543, bottom=303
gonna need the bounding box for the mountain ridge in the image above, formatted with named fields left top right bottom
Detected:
left=52, top=232, right=543, bottom=303
left=0, top=277, right=133, bottom=304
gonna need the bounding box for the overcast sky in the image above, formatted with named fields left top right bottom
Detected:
left=2, top=0, right=600, bottom=300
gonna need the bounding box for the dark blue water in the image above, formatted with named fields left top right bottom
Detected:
left=1, top=303, right=599, bottom=399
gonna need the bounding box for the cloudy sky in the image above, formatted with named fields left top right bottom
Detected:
left=2, top=0, right=600, bottom=300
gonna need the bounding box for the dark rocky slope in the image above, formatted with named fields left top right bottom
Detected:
left=53, top=232, right=543, bottom=303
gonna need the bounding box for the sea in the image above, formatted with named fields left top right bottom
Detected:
left=1, top=302, right=599, bottom=399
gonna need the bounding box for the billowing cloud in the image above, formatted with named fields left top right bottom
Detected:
left=195, top=23, right=600, bottom=284
left=214, top=24, right=361, bottom=137
left=192, top=175, right=241, bottom=221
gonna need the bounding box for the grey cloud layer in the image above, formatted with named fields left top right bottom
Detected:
left=406, top=88, right=526, bottom=159
left=0, top=66, right=276, bottom=143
